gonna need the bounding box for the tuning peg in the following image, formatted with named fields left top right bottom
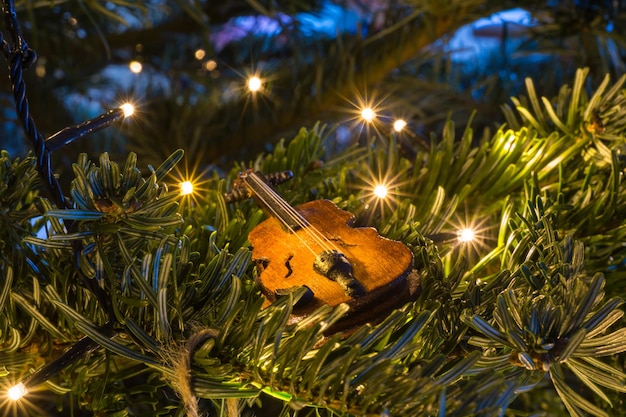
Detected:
left=224, top=170, right=293, bottom=203
left=265, top=170, right=293, bottom=187
left=223, top=184, right=252, bottom=203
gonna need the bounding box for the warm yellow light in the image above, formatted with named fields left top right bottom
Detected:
left=247, top=76, right=262, bottom=92
left=194, top=49, right=206, bottom=60
left=7, top=382, right=27, bottom=401
left=129, top=60, right=143, bottom=74
left=120, top=103, right=135, bottom=117
left=393, top=119, right=407, bottom=132
left=457, top=228, right=475, bottom=243
left=204, top=60, right=217, bottom=71
left=180, top=181, right=194, bottom=196
left=361, top=107, right=376, bottom=123
left=373, top=184, right=388, bottom=199
left=35, top=63, right=46, bottom=78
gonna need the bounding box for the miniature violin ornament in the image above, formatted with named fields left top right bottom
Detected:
left=226, top=170, right=420, bottom=330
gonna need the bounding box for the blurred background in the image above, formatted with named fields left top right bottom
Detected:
left=0, top=0, right=624, bottom=181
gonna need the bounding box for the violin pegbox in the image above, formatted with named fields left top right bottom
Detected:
left=224, top=169, right=294, bottom=203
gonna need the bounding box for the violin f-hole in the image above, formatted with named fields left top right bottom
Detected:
left=284, top=254, right=294, bottom=278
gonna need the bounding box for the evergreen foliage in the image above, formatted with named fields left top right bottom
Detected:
left=1, top=1, right=626, bottom=416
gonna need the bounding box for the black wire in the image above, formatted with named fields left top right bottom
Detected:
left=22, top=322, right=116, bottom=389
left=2, top=0, right=68, bottom=209
left=1, top=0, right=117, bottom=345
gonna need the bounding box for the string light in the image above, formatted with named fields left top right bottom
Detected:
left=357, top=167, right=413, bottom=225
left=194, top=49, right=206, bottom=60
left=341, top=89, right=388, bottom=136
left=180, top=181, right=194, bottom=196
left=373, top=184, right=388, bottom=199
left=457, top=228, right=476, bottom=243
left=360, top=107, right=376, bottom=123
left=120, top=103, right=135, bottom=117
left=45, top=103, right=136, bottom=152
left=393, top=119, right=407, bottom=132
left=204, top=60, right=217, bottom=71
left=35, top=61, right=46, bottom=78
left=7, top=382, right=27, bottom=401
left=129, top=60, right=143, bottom=74
left=247, top=76, right=262, bottom=92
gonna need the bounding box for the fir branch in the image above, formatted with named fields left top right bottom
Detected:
left=465, top=196, right=626, bottom=414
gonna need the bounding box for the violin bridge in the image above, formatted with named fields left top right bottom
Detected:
left=313, top=250, right=365, bottom=298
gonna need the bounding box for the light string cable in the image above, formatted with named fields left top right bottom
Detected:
left=1, top=0, right=116, bottom=318
left=246, top=172, right=342, bottom=256
left=1, top=0, right=119, bottom=393
left=1, top=0, right=67, bottom=209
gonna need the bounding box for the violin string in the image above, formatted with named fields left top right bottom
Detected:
left=246, top=172, right=332, bottom=251
left=272, top=193, right=342, bottom=253
left=245, top=175, right=320, bottom=256
left=251, top=173, right=341, bottom=253
left=246, top=173, right=341, bottom=255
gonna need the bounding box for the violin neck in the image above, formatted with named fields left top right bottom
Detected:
left=242, top=171, right=307, bottom=231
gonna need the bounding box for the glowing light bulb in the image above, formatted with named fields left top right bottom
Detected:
left=204, top=60, right=217, bottom=71
left=393, top=119, right=407, bottom=132
left=129, top=60, right=143, bottom=74
left=7, top=382, right=27, bottom=401
left=361, top=107, right=376, bottom=123
left=194, top=49, right=206, bottom=60
left=374, top=184, right=388, bottom=199
left=247, top=76, right=262, bottom=92
left=457, top=228, right=475, bottom=243
left=120, top=103, right=135, bottom=117
left=180, top=181, right=194, bottom=196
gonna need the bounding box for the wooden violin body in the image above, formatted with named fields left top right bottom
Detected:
left=228, top=170, right=420, bottom=330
